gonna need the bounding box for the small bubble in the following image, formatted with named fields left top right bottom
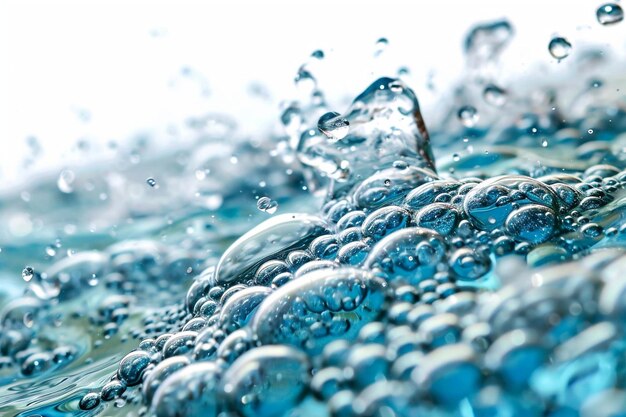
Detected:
left=588, top=129, right=594, bottom=134
left=45, top=245, right=56, bottom=257
left=384, top=179, right=391, bottom=187
left=146, top=177, right=158, bottom=188
left=257, top=197, right=278, bottom=214
left=458, top=106, right=479, bottom=127
left=22, top=266, right=34, bottom=282
left=541, top=139, right=549, bottom=147
left=393, top=160, right=408, bottom=170
left=195, top=169, right=207, bottom=180
left=597, top=3, right=624, bottom=25
left=88, top=274, right=98, bottom=286
left=548, top=36, right=572, bottom=60
left=453, top=153, right=460, bottom=161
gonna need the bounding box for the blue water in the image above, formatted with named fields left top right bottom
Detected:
left=2, top=9, right=626, bottom=417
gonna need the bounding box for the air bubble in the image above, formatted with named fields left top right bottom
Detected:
left=21, top=266, right=34, bottom=282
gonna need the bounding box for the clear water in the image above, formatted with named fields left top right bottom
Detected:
left=2, top=11, right=626, bottom=417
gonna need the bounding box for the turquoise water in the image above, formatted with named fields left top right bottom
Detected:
left=2, top=8, right=626, bottom=417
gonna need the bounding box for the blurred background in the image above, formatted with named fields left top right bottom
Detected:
left=2, top=0, right=622, bottom=187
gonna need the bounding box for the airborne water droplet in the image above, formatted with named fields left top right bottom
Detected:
left=596, top=3, right=624, bottom=25
left=483, top=84, right=507, bottom=106
left=458, top=106, right=479, bottom=127
left=257, top=197, right=278, bottom=214
left=294, top=65, right=316, bottom=93
left=548, top=36, right=572, bottom=60
left=311, top=49, right=325, bottom=60
left=22, top=266, right=34, bottom=282
left=464, top=19, right=514, bottom=62
left=146, top=177, right=158, bottom=188
left=374, top=37, right=388, bottom=57
left=57, top=169, right=75, bottom=193
left=317, top=111, right=350, bottom=141
left=397, top=66, right=410, bottom=77
left=280, top=103, right=303, bottom=132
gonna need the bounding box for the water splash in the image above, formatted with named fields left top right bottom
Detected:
left=2, top=8, right=626, bottom=417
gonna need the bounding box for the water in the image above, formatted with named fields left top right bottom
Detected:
left=597, top=3, right=624, bottom=25
left=2, top=8, right=626, bottom=417
left=548, top=36, right=572, bottom=60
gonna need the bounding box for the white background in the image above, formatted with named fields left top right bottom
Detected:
left=1, top=0, right=623, bottom=187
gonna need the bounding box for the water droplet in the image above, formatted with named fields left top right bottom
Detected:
left=393, top=160, right=408, bottom=170
left=294, top=65, right=316, bottom=92
left=483, top=84, right=507, bottom=106
left=588, top=129, right=594, bottom=134
left=45, top=245, right=56, bottom=257
left=374, top=37, right=388, bottom=56
left=458, top=106, right=479, bottom=127
left=541, top=139, right=549, bottom=147
left=311, top=49, right=325, bottom=59
left=597, top=3, right=624, bottom=25
left=57, top=169, right=75, bottom=193
left=146, top=177, right=158, bottom=188
left=22, top=266, right=34, bottom=282
left=464, top=19, right=514, bottom=62
left=280, top=103, right=303, bottom=132
left=317, top=111, right=350, bottom=141
left=548, top=37, right=572, bottom=60
left=79, top=392, right=100, bottom=410
left=256, top=197, right=278, bottom=214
